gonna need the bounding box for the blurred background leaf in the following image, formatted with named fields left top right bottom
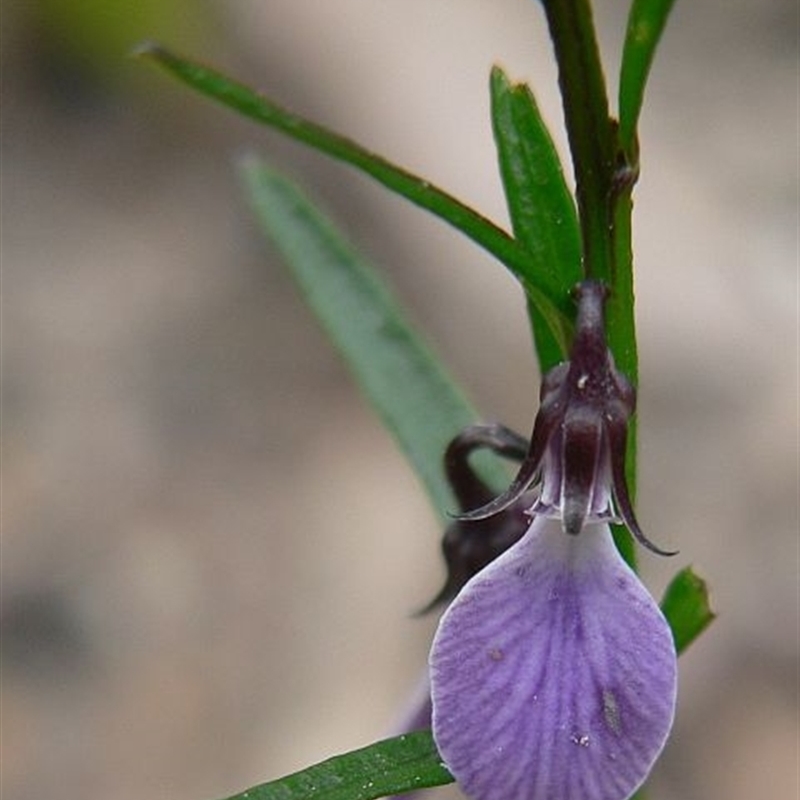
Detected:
left=241, top=157, right=510, bottom=515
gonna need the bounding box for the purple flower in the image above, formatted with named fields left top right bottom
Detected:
left=428, top=282, right=678, bottom=800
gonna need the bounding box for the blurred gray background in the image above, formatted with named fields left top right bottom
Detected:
left=2, top=1, right=797, bottom=799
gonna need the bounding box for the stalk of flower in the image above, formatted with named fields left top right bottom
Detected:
left=428, top=281, right=678, bottom=800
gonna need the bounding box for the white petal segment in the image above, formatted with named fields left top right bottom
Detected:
left=429, top=517, right=677, bottom=800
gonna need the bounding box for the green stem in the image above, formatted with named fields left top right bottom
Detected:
left=540, top=0, right=640, bottom=570
left=609, top=188, right=638, bottom=392
left=610, top=184, right=640, bottom=571
left=539, top=0, right=616, bottom=284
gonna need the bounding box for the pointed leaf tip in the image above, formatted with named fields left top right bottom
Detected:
left=130, top=40, right=160, bottom=59
left=660, top=566, right=716, bottom=655
left=489, top=64, right=580, bottom=370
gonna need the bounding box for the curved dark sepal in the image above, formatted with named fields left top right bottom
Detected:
left=607, top=414, right=677, bottom=556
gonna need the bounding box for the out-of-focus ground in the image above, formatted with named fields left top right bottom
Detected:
left=2, top=1, right=797, bottom=799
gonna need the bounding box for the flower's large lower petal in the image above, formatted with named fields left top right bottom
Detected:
left=429, top=517, right=677, bottom=800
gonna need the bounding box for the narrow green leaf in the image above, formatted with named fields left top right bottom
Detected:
left=135, top=43, right=562, bottom=308
left=240, top=157, right=509, bottom=515
left=618, top=0, right=678, bottom=155
left=489, top=66, right=581, bottom=372
left=660, top=566, right=716, bottom=655
left=219, top=731, right=453, bottom=800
